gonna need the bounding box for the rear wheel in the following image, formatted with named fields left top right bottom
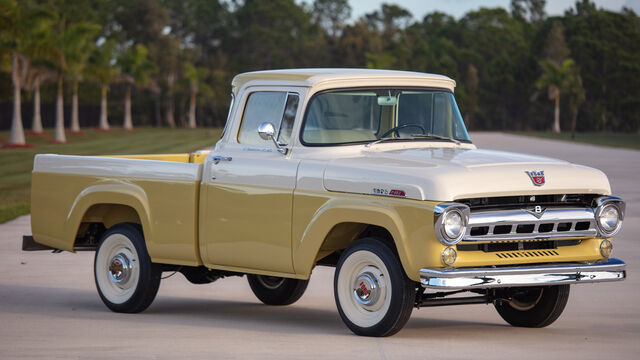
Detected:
left=247, top=275, right=309, bottom=305
left=334, top=238, right=415, bottom=337
left=494, top=285, right=570, bottom=327
left=94, top=223, right=161, bottom=313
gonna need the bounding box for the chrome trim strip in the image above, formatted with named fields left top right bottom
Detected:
left=464, top=207, right=597, bottom=241
left=420, top=258, right=626, bottom=289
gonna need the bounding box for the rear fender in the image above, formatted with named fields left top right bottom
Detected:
left=63, top=184, right=153, bottom=253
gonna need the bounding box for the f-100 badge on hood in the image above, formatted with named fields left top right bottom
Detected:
left=526, top=170, right=545, bottom=186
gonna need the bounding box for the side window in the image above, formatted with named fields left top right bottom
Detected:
left=238, top=91, right=299, bottom=146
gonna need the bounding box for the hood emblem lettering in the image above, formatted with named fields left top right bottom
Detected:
left=524, top=205, right=546, bottom=219
left=525, top=170, right=545, bottom=186
left=372, top=188, right=406, bottom=197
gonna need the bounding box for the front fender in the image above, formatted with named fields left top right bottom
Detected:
left=292, top=193, right=441, bottom=282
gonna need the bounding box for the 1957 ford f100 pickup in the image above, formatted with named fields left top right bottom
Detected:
left=25, top=69, right=626, bottom=336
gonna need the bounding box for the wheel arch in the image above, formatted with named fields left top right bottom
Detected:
left=293, top=200, right=419, bottom=281
left=63, top=184, right=153, bottom=253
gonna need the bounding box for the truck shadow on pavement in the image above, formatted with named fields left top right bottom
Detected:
left=0, top=283, right=509, bottom=338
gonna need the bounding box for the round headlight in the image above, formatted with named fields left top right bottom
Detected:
left=443, top=211, right=463, bottom=239
left=596, top=203, right=622, bottom=236
left=436, top=206, right=467, bottom=245
left=598, top=204, right=619, bottom=232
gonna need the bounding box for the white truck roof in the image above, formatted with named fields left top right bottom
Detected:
left=231, top=68, right=456, bottom=95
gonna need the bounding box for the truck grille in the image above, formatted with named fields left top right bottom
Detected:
left=464, top=207, right=597, bottom=241
left=457, top=194, right=598, bottom=211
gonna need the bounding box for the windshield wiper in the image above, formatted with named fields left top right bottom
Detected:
left=365, top=137, right=411, bottom=147
left=410, top=133, right=461, bottom=145
left=366, top=134, right=462, bottom=147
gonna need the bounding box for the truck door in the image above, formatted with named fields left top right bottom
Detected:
left=200, top=89, right=301, bottom=273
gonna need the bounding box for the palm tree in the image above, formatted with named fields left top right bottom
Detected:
left=48, top=20, right=100, bottom=142
left=63, top=24, right=99, bottom=134
left=0, top=0, right=51, bottom=146
left=565, top=68, right=585, bottom=138
left=535, top=58, right=578, bottom=133
left=23, top=66, right=55, bottom=134
left=118, top=44, right=154, bottom=130
left=183, top=62, right=209, bottom=128
left=87, top=39, right=118, bottom=131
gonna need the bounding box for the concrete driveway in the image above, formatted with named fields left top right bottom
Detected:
left=1, top=132, right=638, bottom=359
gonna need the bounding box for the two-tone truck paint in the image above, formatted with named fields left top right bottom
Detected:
left=25, top=69, right=626, bottom=336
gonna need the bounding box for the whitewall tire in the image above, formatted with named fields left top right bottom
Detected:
left=94, top=223, right=161, bottom=313
left=334, top=238, right=415, bottom=337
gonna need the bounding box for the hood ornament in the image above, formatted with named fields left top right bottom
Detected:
left=525, top=170, right=545, bottom=186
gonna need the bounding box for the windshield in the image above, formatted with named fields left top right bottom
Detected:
left=301, top=88, right=471, bottom=145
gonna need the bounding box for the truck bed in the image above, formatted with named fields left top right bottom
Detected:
left=30, top=152, right=209, bottom=266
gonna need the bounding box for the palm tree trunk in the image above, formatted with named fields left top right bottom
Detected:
left=99, top=84, right=109, bottom=130
left=54, top=74, right=66, bottom=143
left=32, top=76, right=43, bottom=134
left=552, top=95, right=561, bottom=133
left=166, top=93, right=175, bottom=128
left=123, top=84, right=133, bottom=131
left=9, top=52, right=26, bottom=146
left=70, top=80, right=81, bottom=132
left=154, top=94, right=162, bottom=127
left=188, top=89, right=197, bottom=128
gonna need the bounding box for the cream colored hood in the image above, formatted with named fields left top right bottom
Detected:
left=322, top=147, right=611, bottom=201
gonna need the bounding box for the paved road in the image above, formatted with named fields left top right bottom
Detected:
left=1, top=132, right=638, bottom=359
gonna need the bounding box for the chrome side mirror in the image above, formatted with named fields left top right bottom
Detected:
left=258, top=122, right=288, bottom=155
left=258, top=122, right=276, bottom=140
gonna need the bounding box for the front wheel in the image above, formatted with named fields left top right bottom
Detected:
left=247, top=275, right=309, bottom=305
left=94, top=223, right=161, bottom=313
left=334, top=238, right=415, bottom=337
left=494, top=285, right=570, bottom=327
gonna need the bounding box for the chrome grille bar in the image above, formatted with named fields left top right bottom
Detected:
left=464, top=207, right=598, bottom=241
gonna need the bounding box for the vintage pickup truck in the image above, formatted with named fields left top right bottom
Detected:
left=25, top=69, right=626, bottom=336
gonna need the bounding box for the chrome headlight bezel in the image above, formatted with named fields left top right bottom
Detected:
left=434, top=203, right=470, bottom=245
left=594, top=196, right=625, bottom=238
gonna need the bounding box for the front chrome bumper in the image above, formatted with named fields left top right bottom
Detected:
left=420, top=258, right=626, bottom=289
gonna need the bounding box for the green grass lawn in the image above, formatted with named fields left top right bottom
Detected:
left=0, top=127, right=222, bottom=224
left=509, top=131, right=640, bottom=150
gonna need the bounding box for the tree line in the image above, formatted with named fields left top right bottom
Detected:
left=1, top=0, right=638, bottom=147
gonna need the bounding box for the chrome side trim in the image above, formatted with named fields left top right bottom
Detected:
left=420, top=258, right=626, bottom=289
left=465, top=207, right=597, bottom=241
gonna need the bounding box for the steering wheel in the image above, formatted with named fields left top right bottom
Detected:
left=379, top=123, right=426, bottom=138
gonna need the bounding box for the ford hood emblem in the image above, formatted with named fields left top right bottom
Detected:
left=526, top=170, right=545, bottom=186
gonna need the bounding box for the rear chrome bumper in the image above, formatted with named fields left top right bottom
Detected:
left=420, top=258, right=626, bottom=289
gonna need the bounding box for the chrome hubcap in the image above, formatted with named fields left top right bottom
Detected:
left=352, top=271, right=383, bottom=311
left=108, top=253, right=131, bottom=287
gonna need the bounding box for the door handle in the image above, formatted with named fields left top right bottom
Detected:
left=212, top=155, right=232, bottom=164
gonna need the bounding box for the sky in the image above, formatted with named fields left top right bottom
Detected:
left=345, top=0, right=639, bottom=21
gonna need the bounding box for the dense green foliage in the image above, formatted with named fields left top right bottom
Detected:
left=0, top=0, right=638, bottom=133
left=0, top=127, right=222, bottom=223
